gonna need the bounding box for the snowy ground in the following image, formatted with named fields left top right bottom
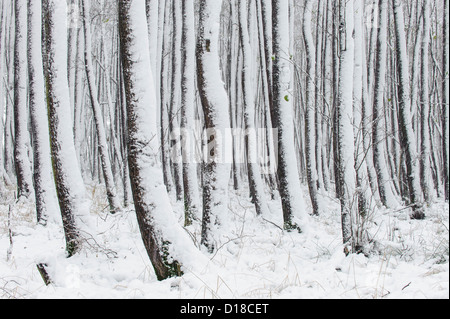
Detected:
left=0, top=184, right=448, bottom=299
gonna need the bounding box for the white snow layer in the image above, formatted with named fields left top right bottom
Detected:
left=0, top=184, right=448, bottom=299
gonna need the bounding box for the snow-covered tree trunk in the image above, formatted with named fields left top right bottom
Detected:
left=181, top=0, right=201, bottom=226
left=392, top=0, right=424, bottom=218
left=443, top=0, right=449, bottom=202
left=336, top=0, right=358, bottom=253
left=372, top=0, right=399, bottom=209
left=160, top=0, right=174, bottom=194
left=13, top=0, right=33, bottom=199
left=238, top=0, right=270, bottom=217
left=145, top=0, right=159, bottom=80
left=169, top=0, right=184, bottom=202
left=120, top=0, right=206, bottom=281
left=302, top=0, right=320, bottom=216
left=73, top=22, right=84, bottom=168
left=419, top=0, right=432, bottom=206
left=27, top=0, right=60, bottom=225
left=81, top=0, right=120, bottom=214
left=43, top=0, right=90, bottom=257
left=272, top=0, right=307, bottom=232
left=353, top=0, right=375, bottom=224
left=196, top=0, right=232, bottom=251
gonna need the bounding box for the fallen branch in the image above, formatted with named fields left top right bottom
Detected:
left=36, top=264, right=52, bottom=286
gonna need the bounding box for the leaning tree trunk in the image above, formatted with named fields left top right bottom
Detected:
left=14, top=0, right=33, bottom=199
left=42, top=0, right=89, bottom=257
left=196, top=0, right=232, bottom=252
left=118, top=0, right=202, bottom=280
left=27, top=0, right=60, bottom=225
left=272, top=0, right=307, bottom=232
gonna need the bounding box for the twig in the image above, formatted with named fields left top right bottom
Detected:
left=402, top=282, right=412, bottom=291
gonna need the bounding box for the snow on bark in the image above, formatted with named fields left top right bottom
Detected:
left=272, top=0, right=308, bottom=232
left=169, top=0, right=184, bottom=202
left=336, top=0, right=358, bottom=252
left=419, top=0, right=432, bottom=206
left=196, top=0, right=232, bottom=251
left=238, top=0, right=270, bottom=217
left=27, top=0, right=60, bottom=225
left=443, top=0, right=449, bottom=201
left=43, top=0, right=90, bottom=256
left=118, top=0, right=206, bottom=280
left=302, top=0, right=321, bottom=216
left=145, top=0, right=159, bottom=81
left=14, top=0, right=33, bottom=199
left=81, top=0, right=121, bottom=214
left=392, top=0, right=424, bottom=218
left=353, top=0, right=376, bottom=239
left=181, top=0, right=201, bottom=226
left=372, top=0, right=400, bottom=209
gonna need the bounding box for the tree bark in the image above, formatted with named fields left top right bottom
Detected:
left=43, top=0, right=89, bottom=257
left=272, top=0, right=306, bottom=232
left=392, top=0, right=424, bottom=218
left=81, top=0, right=121, bottom=214
left=197, top=0, right=232, bottom=251
left=27, top=0, right=60, bottom=225
left=119, top=0, right=198, bottom=280
left=14, top=0, right=33, bottom=199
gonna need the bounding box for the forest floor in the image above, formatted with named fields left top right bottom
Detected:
left=0, top=183, right=448, bottom=299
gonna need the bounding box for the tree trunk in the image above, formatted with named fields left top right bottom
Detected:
left=197, top=0, right=232, bottom=251
left=336, top=0, right=358, bottom=253
left=302, top=0, right=321, bottom=216
left=14, top=0, right=33, bottom=199
left=272, top=0, right=306, bottom=232
left=27, top=0, right=60, bottom=225
left=43, top=0, right=89, bottom=257
left=392, top=0, right=424, bottom=218
left=238, top=0, right=270, bottom=217
left=419, top=0, right=432, bottom=206
left=372, top=0, right=399, bottom=209
left=81, top=0, right=121, bottom=214
left=443, top=0, right=449, bottom=201
left=119, top=0, right=201, bottom=280
left=181, top=0, right=201, bottom=226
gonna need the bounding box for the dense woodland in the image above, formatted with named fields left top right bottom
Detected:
left=0, top=0, right=448, bottom=283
